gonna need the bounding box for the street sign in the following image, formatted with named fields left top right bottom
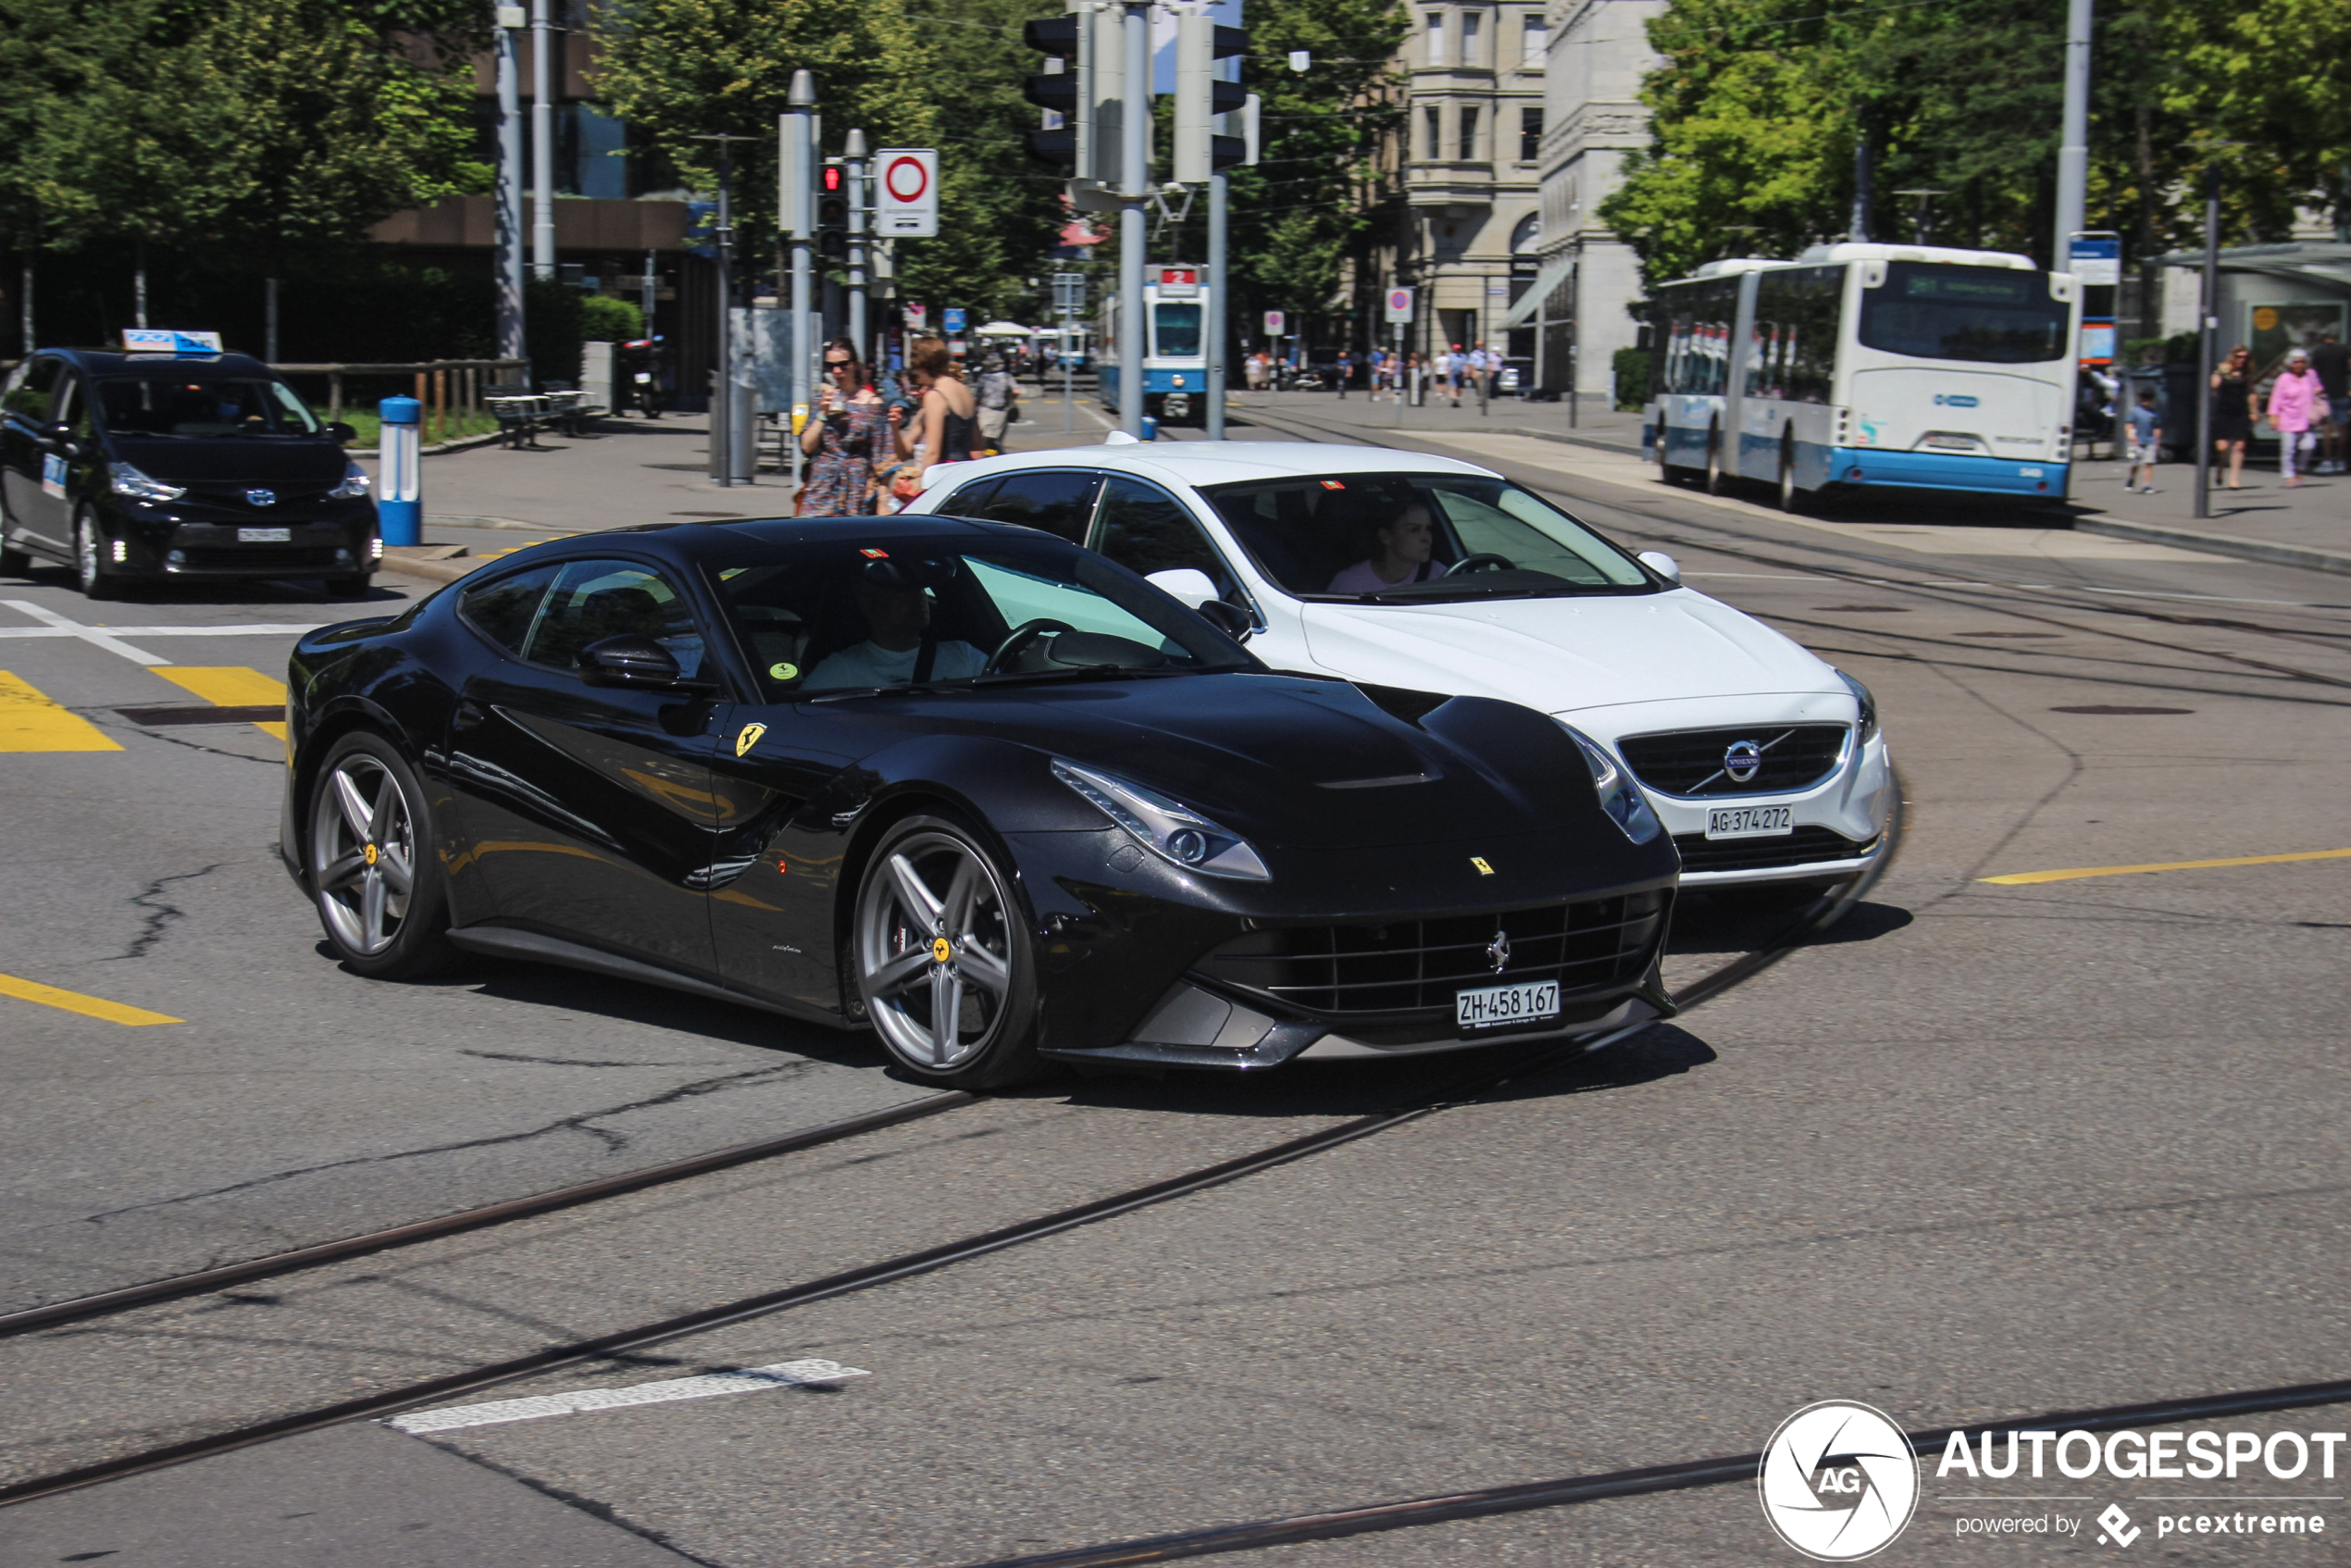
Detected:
left=943, top=307, right=968, bottom=335
left=2067, top=234, right=2121, bottom=287
left=1263, top=310, right=1284, bottom=336
left=1383, top=287, right=1414, bottom=325
left=904, top=303, right=927, bottom=330
left=1052, top=273, right=1087, bottom=314
left=874, top=148, right=939, bottom=237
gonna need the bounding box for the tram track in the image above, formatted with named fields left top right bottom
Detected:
left=0, top=799, right=1902, bottom=1512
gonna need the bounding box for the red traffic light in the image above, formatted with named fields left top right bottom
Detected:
left=822, top=165, right=843, bottom=193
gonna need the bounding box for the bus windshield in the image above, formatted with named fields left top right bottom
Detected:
left=1152, top=303, right=1202, bottom=358
left=1857, top=263, right=2070, bottom=365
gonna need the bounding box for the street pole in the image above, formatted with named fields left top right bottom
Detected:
left=641, top=249, right=656, bottom=339
left=846, top=128, right=868, bottom=369
left=703, top=140, right=737, bottom=486
left=529, top=0, right=554, bottom=281
left=1393, top=320, right=1404, bottom=428
left=2195, top=168, right=2218, bottom=521
left=494, top=6, right=525, bottom=365
left=2053, top=0, right=2093, bottom=267
left=783, top=72, right=816, bottom=495
left=1118, top=0, right=1148, bottom=439
left=1206, top=168, right=1227, bottom=439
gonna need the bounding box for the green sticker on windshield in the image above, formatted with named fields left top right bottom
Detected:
left=768, top=662, right=800, bottom=681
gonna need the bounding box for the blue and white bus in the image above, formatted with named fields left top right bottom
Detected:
left=1643, top=243, right=2083, bottom=506
left=1098, top=264, right=1212, bottom=427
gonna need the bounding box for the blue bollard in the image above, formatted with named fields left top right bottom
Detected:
left=377, top=396, right=422, bottom=547
left=1141, top=415, right=1158, bottom=442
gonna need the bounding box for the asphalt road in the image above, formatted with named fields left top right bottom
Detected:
left=1, top=413, right=2345, bottom=1567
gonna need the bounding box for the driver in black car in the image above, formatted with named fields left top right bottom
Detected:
left=1325, top=495, right=1439, bottom=594
left=802, top=557, right=989, bottom=691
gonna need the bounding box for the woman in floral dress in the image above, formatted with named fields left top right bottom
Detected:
left=798, top=339, right=892, bottom=516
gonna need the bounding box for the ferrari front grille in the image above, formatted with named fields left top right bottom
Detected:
left=1193, top=891, right=1668, bottom=1017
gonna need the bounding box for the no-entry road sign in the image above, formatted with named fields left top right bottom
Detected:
left=1384, top=287, right=1415, bottom=324
left=875, top=149, right=939, bottom=238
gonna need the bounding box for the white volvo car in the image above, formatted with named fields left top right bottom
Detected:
left=904, top=440, right=1893, bottom=893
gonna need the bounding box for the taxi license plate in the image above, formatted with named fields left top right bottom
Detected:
left=239, top=527, right=292, bottom=543
left=1456, top=979, right=1561, bottom=1032
left=1706, top=804, right=1794, bottom=839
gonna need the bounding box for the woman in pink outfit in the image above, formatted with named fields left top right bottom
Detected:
left=2268, top=348, right=2323, bottom=486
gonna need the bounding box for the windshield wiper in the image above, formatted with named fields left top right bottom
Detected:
left=805, top=680, right=966, bottom=703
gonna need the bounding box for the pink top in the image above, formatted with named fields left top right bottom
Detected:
left=2268, top=368, right=2321, bottom=432
left=1325, top=559, right=1434, bottom=594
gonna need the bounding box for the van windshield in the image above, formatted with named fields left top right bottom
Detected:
left=1195, top=473, right=1658, bottom=603
left=1856, top=263, right=2070, bottom=365
left=96, top=375, right=322, bottom=437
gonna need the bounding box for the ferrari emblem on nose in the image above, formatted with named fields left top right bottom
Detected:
left=1471, top=856, right=1494, bottom=876
left=735, top=723, right=767, bottom=757
left=1486, top=928, right=1511, bottom=973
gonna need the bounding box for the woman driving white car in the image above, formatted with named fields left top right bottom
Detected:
left=1325, top=499, right=1439, bottom=594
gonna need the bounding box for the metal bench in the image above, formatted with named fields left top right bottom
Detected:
left=484, top=387, right=550, bottom=449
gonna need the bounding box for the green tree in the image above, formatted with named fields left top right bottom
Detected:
left=589, top=0, right=1067, bottom=323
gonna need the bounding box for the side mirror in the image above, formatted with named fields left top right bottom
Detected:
left=1193, top=598, right=1254, bottom=642
left=1146, top=567, right=1219, bottom=607
left=1636, top=550, right=1681, bottom=584
left=327, top=421, right=357, bottom=444
left=579, top=633, right=714, bottom=692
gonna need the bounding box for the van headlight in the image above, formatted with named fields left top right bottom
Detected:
left=108, top=462, right=183, bottom=502
left=1835, top=669, right=1879, bottom=743
left=1561, top=726, right=1664, bottom=845
left=330, top=462, right=371, bottom=499
left=1051, top=759, right=1271, bottom=880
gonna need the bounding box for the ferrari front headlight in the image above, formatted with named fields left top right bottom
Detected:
left=1051, top=759, right=1271, bottom=881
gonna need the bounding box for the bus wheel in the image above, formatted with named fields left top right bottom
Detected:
left=1704, top=428, right=1726, bottom=495
left=1655, top=429, right=1677, bottom=485
left=1776, top=437, right=1801, bottom=512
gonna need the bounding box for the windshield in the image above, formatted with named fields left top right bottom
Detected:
left=706, top=535, right=1258, bottom=700
left=1857, top=263, right=2070, bottom=365
left=1152, top=303, right=1202, bottom=358
left=1196, top=473, right=1657, bottom=603
left=96, top=374, right=322, bottom=437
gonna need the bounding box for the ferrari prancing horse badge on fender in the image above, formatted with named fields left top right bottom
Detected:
left=735, top=723, right=767, bottom=758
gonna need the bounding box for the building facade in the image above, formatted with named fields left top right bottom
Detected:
left=1381, top=0, right=1551, bottom=365
left=1522, top=0, right=1663, bottom=398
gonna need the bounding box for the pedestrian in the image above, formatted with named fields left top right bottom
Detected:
left=2122, top=386, right=2162, bottom=494
left=891, top=336, right=978, bottom=504
left=1336, top=348, right=1352, bottom=399
left=1435, top=344, right=1456, bottom=406
left=1407, top=350, right=1424, bottom=405
left=798, top=339, right=890, bottom=516
left=976, top=354, right=1019, bottom=455
left=2310, top=330, right=2349, bottom=474
left=2266, top=347, right=2323, bottom=488
left=2209, top=343, right=2257, bottom=490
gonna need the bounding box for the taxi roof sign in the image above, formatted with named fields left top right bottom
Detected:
left=121, top=329, right=224, bottom=354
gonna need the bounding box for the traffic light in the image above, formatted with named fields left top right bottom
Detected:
left=1176, top=12, right=1248, bottom=182
left=816, top=159, right=849, bottom=261
left=1023, top=15, right=1087, bottom=177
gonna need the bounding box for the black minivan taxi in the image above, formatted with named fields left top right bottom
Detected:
left=0, top=348, right=379, bottom=599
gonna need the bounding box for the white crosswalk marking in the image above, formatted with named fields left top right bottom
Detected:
left=0, top=601, right=327, bottom=665
left=385, top=1359, right=870, bottom=1435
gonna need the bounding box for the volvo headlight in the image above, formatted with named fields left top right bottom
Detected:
left=108, top=462, right=182, bottom=502
left=1051, top=759, right=1271, bottom=881
left=330, top=462, right=371, bottom=499
left=1835, top=669, right=1879, bottom=743
left=1561, top=726, right=1664, bottom=845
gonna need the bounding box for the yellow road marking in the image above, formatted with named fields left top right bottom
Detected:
left=0, top=972, right=180, bottom=1026
left=0, top=672, right=122, bottom=752
left=153, top=666, right=289, bottom=740
left=1981, top=848, right=2351, bottom=885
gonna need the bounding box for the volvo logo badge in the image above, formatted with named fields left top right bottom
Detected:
left=1723, top=740, right=1763, bottom=783
left=1486, top=928, right=1511, bottom=974
left=245, top=488, right=277, bottom=507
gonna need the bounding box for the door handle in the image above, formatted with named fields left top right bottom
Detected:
left=453, top=700, right=487, bottom=730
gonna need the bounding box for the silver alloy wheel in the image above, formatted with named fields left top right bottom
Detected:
left=310, top=753, right=417, bottom=957
left=857, top=828, right=1016, bottom=1071
left=74, top=513, right=101, bottom=592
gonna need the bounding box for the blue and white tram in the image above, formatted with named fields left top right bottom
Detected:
left=1644, top=243, right=2083, bottom=506
left=1098, top=264, right=1212, bottom=427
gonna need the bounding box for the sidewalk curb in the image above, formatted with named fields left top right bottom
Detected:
left=379, top=554, right=482, bottom=586
left=359, top=429, right=506, bottom=463
left=2070, top=516, right=2351, bottom=578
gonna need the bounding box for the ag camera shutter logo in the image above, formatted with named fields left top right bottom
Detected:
left=1760, top=1400, right=1920, bottom=1560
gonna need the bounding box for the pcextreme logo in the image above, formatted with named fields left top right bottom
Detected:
left=1760, top=1400, right=1921, bottom=1560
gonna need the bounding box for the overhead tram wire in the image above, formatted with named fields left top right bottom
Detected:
left=0, top=809, right=1903, bottom=1512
